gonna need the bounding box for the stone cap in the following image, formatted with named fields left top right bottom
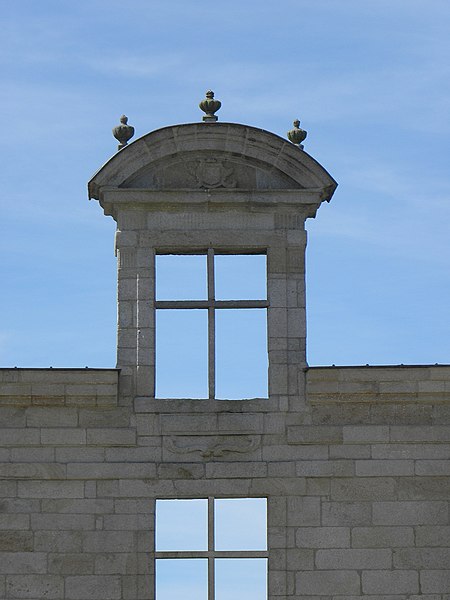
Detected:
left=88, top=122, right=337, bottom=202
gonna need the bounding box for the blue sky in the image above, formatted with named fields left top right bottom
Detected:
left=1, top=0, right=449, bottom=368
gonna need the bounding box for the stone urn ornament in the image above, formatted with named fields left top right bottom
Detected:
left=112, top=115, right=135, bottom=150
left=199, top=90, right=221, bottom=122
left=287, top=119, right=307, bottom=149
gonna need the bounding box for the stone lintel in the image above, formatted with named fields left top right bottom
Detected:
left=98, top=188, right=327, bottom=221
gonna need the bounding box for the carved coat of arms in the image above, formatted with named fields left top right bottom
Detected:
left=190, top=159, right=237, bottom=189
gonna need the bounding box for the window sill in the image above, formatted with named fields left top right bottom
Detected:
left=134, top=396, right=280, bottom=413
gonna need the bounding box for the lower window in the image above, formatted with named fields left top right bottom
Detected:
left=155, top=497, right=268, bottom=600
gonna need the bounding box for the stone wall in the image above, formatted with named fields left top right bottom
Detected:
left=1, top=365, right=450, bottom=598
left=303, top=365, right=450, bottom=597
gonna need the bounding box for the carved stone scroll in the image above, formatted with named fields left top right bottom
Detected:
left=164, top=435, right=261, bottom=459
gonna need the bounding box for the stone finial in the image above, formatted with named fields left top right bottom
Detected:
left=199, top=90, right=221, bottom=122
left=287, top=119, right=307, bottom=149
left=112, top=115, right=135, bottom=151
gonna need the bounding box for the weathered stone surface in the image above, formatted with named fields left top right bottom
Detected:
left=420, top=570, right=450, bottom=593
left=397, top=476, right=450, bottom=500
left=6, top=574, right=64, bottom=599
left=0, top=552, right=46, bottom=574
left=0, top=532, right=33, bottom=552
left=416, top=525, right=450, bottom=547
left=65, top=575, right=121, bottom=599
left=295, top=527, right=350, bottom=548
left=296, top=570, right=360, bottom=595
left=321, top=502, right=372, bottom=526
left=315, top=548, right=392, bottom=570
left=48, top=552, right=94, bottom=575
left=362, top=570, right=419, bottom=595
left=393, top=548, right=450, bottom=569
left=372, top=501, right=448, bottom=525
left=331, top=478, right=396, bottom=501
left=17, top=481, right=84, bottom=499
left=352, top=526, right=414, bottom=548
left=31, top=513, right=95, bottom=530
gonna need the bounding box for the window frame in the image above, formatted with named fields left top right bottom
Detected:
left=155, top=496, right=268, bottom=600
left=155, top=248, right=269, bottom=399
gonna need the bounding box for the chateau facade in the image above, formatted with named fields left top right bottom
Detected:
left=1, top=106, right=450, bottom=599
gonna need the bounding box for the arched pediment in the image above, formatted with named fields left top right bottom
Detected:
left=88, top=122, right=337, bottom=201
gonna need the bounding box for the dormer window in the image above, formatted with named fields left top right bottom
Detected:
left=155, top=250, right=268, bottom=400
left=89, top=121, right=337, bottom=401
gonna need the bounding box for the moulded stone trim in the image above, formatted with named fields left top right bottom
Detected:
left=88, top=123, right=337, bottom=201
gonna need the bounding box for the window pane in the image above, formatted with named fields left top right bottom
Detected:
left=156, top=254, right=207, bottom=300
left=156, top=559, right=207, bottom=600
left=215, top=498, right=267, bottom=551
left=216, top=309, right=268, bottom=399
left=215, top=559, right=267, bottom=600
left=215, top=254, right=266, bottom=300
left=156, top=499, right=208, bottom=551
left=156, top=309, right=207, bottom=398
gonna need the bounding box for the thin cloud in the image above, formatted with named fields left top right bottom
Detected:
left=86, top=54, right=185, bottom=78
left=0, top=333, right=10, bottom=357
left=307, top=152, right=450, bottom=264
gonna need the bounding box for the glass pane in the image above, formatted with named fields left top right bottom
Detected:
left=156, top=309, right=207, bottom=398
left=156, top=254, right=207, bottom=300
left=215, top=254, right=266, bottom=300
left=156, top=499, right=208, bottom=551
left=215, top=559, right=267, bottom=600
left=216, top=309, right=268, bottom=399
left=156, top=559, right=207, bottom=600
left=215, top=498, right=267, bottom=551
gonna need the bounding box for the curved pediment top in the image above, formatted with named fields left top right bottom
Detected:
left=88, top=122, right=337, bottom=200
